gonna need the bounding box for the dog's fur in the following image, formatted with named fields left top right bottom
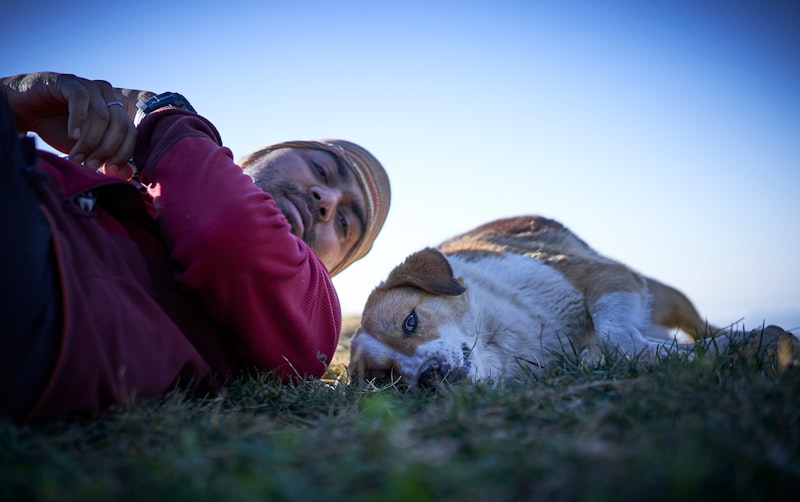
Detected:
left=349, top=215, right=792, bottom=386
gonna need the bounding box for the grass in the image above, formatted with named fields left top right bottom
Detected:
left=2, top=318, right=799, bottom=501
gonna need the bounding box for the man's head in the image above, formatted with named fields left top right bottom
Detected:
left=239, top=139, right=390, bottom=276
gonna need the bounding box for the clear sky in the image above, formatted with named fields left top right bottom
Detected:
left=3, top=0, right=798, bottom=331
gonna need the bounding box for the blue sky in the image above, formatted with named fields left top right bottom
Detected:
left=3, top=0, right=798, bottom=330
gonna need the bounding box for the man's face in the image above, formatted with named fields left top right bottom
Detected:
left=251, top=148, right=366, bottom=271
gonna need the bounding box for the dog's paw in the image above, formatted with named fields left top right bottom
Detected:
left=739, top=325, right=800, bottom=369
left=596, top=326, right=660, bottom=360
left=763, top=325, right=799, bottom=369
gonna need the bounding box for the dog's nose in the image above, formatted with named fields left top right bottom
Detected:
left=418, top=360, right=466, bottom=387
left=418, top=364, right=444, bottom=386
left=363, top=368, right=393, bottom=382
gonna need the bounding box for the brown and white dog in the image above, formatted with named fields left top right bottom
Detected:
left=349, top=215, right=793, bottom=386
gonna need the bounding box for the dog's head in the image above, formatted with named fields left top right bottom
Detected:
left=349, top=248, right=473, bottom=387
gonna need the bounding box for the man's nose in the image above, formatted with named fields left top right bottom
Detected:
left=310, top=185, right=340, bottom=222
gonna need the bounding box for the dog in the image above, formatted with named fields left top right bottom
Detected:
left=349, top=215, right=794, bottom=386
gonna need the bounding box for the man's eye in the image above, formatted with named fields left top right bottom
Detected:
left=403, top=310, right=418, bottom=336
left=312, top=161, right=327, bottom=181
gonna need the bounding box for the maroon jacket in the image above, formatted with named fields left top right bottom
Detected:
left=24, top=109, right=341, bottom=423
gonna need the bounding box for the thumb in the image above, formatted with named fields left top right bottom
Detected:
left=103, top=161, right=135, bottom=180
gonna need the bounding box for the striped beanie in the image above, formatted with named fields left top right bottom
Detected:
left=240, top=139, right=391, bottom=276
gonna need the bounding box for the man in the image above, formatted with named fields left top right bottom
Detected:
left=0, top=72, right=390, bottom=424
left=238, top=139, right=388, bottom=276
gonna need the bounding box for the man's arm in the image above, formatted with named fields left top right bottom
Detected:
left=135, top=109, right=342, bottom=379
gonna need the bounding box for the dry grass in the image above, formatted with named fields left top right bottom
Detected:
left=324, top=314, right=361, bottom=380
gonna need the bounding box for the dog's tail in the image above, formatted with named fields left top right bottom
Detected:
left=645, top=277, right=720, bottom=339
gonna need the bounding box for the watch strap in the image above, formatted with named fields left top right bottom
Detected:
left=134, top=92, right=196, bottom=125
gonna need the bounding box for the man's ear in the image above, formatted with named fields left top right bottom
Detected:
left=380, top=248, right=466, bottom=296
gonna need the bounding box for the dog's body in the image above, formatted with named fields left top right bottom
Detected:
left=350, top=215, right=722, bottom=386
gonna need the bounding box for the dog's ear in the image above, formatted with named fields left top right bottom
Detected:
left=381, top=248, right=466, bottom=296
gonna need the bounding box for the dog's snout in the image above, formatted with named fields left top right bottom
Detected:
left=363, top=368, right=393, bottom=383
left=418, top=360, right=466, bottom=387
left=349, top=356, right=394, bottom=384
left=418, top=362, right=446, bottom=387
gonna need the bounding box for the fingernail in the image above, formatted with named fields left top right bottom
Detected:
left=85, top=159, right=100, bottom=171
left=71, top=128, right=81, bottom=140
left=70, top=153, right=85, bottom=165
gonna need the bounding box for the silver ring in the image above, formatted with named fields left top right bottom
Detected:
left=106, top=100, right=125, bottom=108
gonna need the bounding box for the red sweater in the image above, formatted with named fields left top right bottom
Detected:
left=24, top=109, right=341, bottom=423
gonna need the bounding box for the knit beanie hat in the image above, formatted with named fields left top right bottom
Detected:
left=240, top=139, right=390, bottom=276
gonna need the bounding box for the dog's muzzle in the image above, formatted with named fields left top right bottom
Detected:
left=418, top=358, right=468, bottom=387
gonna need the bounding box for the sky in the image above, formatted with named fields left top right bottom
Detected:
left=3, top=0, right=798, bottom=331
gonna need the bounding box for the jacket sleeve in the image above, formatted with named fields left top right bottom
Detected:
left=133, top=109, right=341, bottom=379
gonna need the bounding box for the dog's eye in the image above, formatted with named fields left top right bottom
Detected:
left=402, top=310, right=418, bottom=336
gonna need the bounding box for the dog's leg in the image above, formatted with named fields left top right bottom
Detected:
left=645, top=277, right=718, bottom=339
left=694, top=324, right=798, bottom=357
left=568, top=262, right=662, bottom=359
left=588, top=289, right=666, bottom=359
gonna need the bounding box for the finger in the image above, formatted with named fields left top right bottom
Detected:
left=68, top=81, right=115, bottom=165
left=102, top=118, right=137, bottom=172
left=82, top=94, right=136, bottom=171
left=4, top=73, right=88, bottom=155
left=96, top=82, right=136, bottom=167
left=103, top=161, right=135, bottom=180
left=93, top=112, right=137, bottom=173
left=58, top=75, right=96, bottom=143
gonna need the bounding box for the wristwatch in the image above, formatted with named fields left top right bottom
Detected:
left=134, top=92, right=196, bottom=125
left=129, top=92, right=198, bottom=176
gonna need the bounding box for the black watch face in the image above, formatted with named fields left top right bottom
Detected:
left=145, top=93, right=194, bottom=114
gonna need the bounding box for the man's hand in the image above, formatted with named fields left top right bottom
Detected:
left=1, top=72, right=137, bottom=177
